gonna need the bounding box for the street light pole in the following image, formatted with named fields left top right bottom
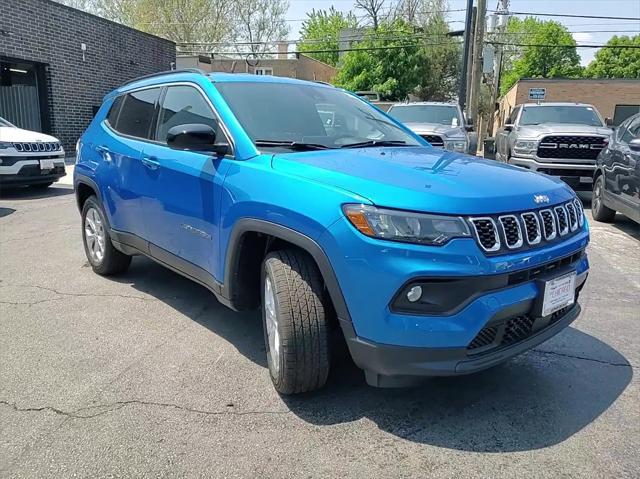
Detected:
left=458, top=0, right=475, bottom=110
left=469, top=0, right=487, bottom=126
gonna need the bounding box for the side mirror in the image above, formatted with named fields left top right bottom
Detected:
left=629, top=138, right=640, bottom=152
left=605, top=117, right=613, bottom=127
left=504, top=124, right=514, bottom=132
left=465, top=117, right=474, bottom=132
left=166, top=123, right=229, bottom=156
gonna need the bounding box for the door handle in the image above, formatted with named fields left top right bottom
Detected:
left=141, top=156, right=160, bottom=170
left=95, top=145, right=112, bottom=162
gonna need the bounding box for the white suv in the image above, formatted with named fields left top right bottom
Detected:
left=0, top=117, right=66, bottom=189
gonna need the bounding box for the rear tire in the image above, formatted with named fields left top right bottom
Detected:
left=81, top=195, right=131, bottom=275
left=592, top=175, right=616, bottom=223
left=261, top=249, right=330, bottom=395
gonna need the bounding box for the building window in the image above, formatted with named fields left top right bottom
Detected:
left=254, top=68, right=273, bottom=76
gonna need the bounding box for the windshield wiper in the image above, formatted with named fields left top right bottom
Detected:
left=339, top=140, right=408, bottom=149
left=254, top=140, right=332, bottom=151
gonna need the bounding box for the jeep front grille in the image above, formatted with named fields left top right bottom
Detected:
left=537, top=135, right=607, bottom=160
left=13, top=142, right=62, bottom=153
left=419, top=134, right=444, bottom=147
left=468, top=200, right=582, bottom=254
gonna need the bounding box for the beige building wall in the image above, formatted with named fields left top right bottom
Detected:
left=176, top=55, right=336, bottom=83
left=496, top=79, right=640, bottom=127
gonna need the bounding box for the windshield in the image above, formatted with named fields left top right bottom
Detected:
left=215, top=82, right=421, bottom=150
left=0, top=117, right=15, bottom=127
left=520, top=106, right=604, bottom=127
left=388, top=105, right=461, bottom=126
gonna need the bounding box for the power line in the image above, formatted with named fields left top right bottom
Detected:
left=493, top=11, right=640, bottom=21
left=488, top=41, right=640, bottom=49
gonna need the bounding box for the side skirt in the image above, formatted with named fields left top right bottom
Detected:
left=110, top=229, right=231, bottom=307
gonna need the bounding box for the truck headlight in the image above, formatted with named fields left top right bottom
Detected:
left=513, top=140, right=538, bottom=155
left=343, top=204, right=471, bottom=245
left=444, top=140, right=468, bottom=152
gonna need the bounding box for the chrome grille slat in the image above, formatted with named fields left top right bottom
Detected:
left=565, top=202, right=578, bottom=231
left=539, top=209, right=557, bottom=240
left=498, top=215, right=523, bottom=249
left=554, top=205, right=569, bottom=236
left=469, top=217, right=501, bottom=252
left=573, top=198, right=584, bottom=227
left=521, top=212, right=542, bottom=245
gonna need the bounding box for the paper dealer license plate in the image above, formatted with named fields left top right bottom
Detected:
left=541, top=272, right=576, bottom=317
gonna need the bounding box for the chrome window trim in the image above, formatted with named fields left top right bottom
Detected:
left=497, top=214, right=523, bottom=249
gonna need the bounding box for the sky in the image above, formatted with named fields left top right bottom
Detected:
left=285, top=0, right=640, bottom=66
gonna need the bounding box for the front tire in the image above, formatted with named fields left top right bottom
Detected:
left=81, top=195, right=131, bottom=275
left=261, top=249, right=330, bottom=395
left=592, top=175, right=616, bottom=223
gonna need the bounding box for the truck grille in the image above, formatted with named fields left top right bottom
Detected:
left=420, top=134, right=444, bottom=147
left=468, top=199, right=583, bottom=254
left=537, top=136, right=607, bottom=160
left=12, top=142, right=62, bottom=153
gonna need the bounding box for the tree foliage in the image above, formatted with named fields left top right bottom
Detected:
left=500, top=18, right=582, bottom=95
left=335, top=20, right=426, bottom=100
left=231, top=0, right=290, bottom=56
left=584, top=35, right=640, bottom=79
left=298, top=8, right=358, bottom=66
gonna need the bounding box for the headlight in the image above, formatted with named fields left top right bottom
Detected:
left=444, top=139, right=467, bottom=152
left=343, top=204, right=471, bottom=245
left=0, top=141, right=13, bottom=150
left=513, top=140, right=538, bottom=155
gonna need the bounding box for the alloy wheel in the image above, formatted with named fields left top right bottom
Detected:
left=84, top=207, right=106, bottom=264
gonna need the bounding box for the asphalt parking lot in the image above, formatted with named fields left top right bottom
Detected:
left=1, top=182, right=638, bottom=478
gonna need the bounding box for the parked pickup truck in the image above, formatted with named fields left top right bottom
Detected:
left=387, top=102, right=477, bottom=155
left=75, top=71, right=589, bottom=394
left=495, top=102, right=612, bottom=191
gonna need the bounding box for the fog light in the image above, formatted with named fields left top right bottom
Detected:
left=406, top=285, right=422, bottom=302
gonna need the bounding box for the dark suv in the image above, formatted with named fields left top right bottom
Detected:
left=593, top=112, right=640, bottom=224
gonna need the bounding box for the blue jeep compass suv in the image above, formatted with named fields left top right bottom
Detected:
left=74, top=70, right=589, bottom=394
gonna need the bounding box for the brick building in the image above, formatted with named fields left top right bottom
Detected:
left=0, top=0, right=175, bottom=152
left=496, top=78, right=640, bottom=128
left=177, top=53, right=336, bottom=84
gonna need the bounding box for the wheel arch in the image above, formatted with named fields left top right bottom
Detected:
left=222, top=219, right=351, bottom=323
left=74, top=174, right=102, bottom=212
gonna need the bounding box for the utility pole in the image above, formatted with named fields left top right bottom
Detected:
left=465, top=7, right=477, bottom=110
left=458, top=0, right=475, bottom=110
left=468, top=0, right=487, bottom=126
left=487, top=0, right=510, bottom=137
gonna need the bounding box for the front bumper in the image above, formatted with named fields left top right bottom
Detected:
left=320, top=215, right=590, bottom=384
left=509, top=155, right=595, bottom=190
left=0, top=158, right=66, bottom=186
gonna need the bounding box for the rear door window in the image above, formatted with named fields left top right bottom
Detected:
left=106, top=96, right=123, bottom=126
left=114, top=88, right=161, bottom=139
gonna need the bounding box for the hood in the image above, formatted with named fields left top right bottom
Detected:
left=0, top=126, right=60, bottom=143
left=272, top=147, right=574, bottom=215
left=517, top=123, right=612, bottom=139
left=404, top=122, right=466, bottom=138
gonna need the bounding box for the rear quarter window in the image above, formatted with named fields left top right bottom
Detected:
left=106, top=96, right=123, bottom=126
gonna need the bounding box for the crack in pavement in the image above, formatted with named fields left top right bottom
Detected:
left=0, top=399, right=290, bottom=419
left=532, top=349, right=634, bottom=368
left=0, top=284, right=157, bottom=303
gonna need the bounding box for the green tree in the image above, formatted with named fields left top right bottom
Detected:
left=335, top=20, right=426, bottom=100
left=500, top=18, right=583, bottom=94
left=584, top=35, right=640, bottom=78
left=414, top=8, right=461, bottom=101
left=298, top=8, right=358, bottom=66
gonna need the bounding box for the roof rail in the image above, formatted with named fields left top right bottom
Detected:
left=119, top=68, right=207, bottom=88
